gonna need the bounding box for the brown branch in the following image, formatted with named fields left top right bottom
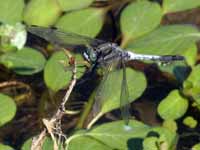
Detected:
left=31, top=129, right=47, bottom=150
left=0, top=80, right=32, bottom=100
left=31, top=61, right=77, bottom=150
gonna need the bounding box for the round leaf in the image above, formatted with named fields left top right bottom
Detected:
left=23, top=0, right=62, bottom=27
left=58, top=0, right=94, bottom=11
left=151, top=127, right=177, bottom=150
left=125, top=25, right=200, bottom=55
left=67, top=120, right=151, bottom=150
left=0, top=0, right=24, bottom=24
left=182, top=44, right=197, bottom=67
left=56, top=8, right=104, bottom=37
left=163, top=0, right=200, bottom=13
left=143, top=137, right=158, bottom=150
left=163, top=120, right=177, bottom=132
left=183, top=116, right=198, bottom=128
left=120, top=1, right=162, bottom=43
left=22, top=137, right=53, bottom=150
left=67, top=136, right=110, bottom=150
left=158, top=90, right=188, bottom=120
left=192, top=143, right=200, bottom=150
left=44, top=51, right=85, bottom=92
left=44, top=51, right=71, bottom=92
left=0, top=47, right=46, bottom=75
left=0, top=93, right=16, bottom=127
left=0, top=144, right=14, bottom=150
left=184, top=65, right=200, bottom=89
left=124, top=25, right=199, bottom=78
left=183, top=64, right=200, bottom=104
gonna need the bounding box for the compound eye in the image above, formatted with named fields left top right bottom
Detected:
left=90, top=52, right=97, bottom=62
left=83, top=48, right=97, bottom=63
left=83, top=52, right=90, bottom=62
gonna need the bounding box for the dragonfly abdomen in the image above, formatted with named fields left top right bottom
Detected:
left=159, top=55, right=185, bottom=61
left=127, top=51, right=185, bottom=62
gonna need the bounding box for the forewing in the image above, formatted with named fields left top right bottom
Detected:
left=27, top=26, right=106, bottom=48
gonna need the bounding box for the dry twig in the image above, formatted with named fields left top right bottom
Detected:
left=31, top=61, right=77, bottom=150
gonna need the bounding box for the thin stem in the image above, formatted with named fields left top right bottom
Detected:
left=87, top=112, right=103, bottom=129
left=31, top=61, right=77, bottom=150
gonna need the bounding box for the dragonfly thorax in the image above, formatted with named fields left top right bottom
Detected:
left=82, top=42, right=122, bottom=66
left=95, top=43, right=130, bottom=67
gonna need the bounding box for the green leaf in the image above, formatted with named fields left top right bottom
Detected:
left=158, top=90, right=188, bottom=120
left=0, top=93, right=16, bottom=127
left=162, top=120, right=177, bottom=132
left=102, top=69, right=146, bottom=113
left=67, top=120, right=151, bottom=150
left=124, top=25, right=199, bottom=80
left=42, top=137, right=54, bottom=150
left=70, top=121, right=177, bottom=150
left=150, top=127, right=177, bottom=150
left=120, top=1, right=162, bottom=44
left=44, top=51, right=85, bottom=92
left=125, top=25, right=200, bottom=55
left=143, top=137, right=159, bottom=150
left=0, top=47, right=46, bottom=75
left=22, top=137, right=53, bottom=150
left=44, top=51, right=72, bottom=91
left=56, top=8, right=104, bottom=37
left=67, top=136, right=111, bottom=150
left=0, top=144, right=14, bottom=150
left=192, top=143, right=200, bottom=150
left=183, top=64, right=200, bottom=104
left=90, top=68, right=146, bottom=122
left=183, top=116, right=198, bottom=128
left=58, top=0, right=94, bottom=11
left=0, top=0, right=24, bottom=24
left=163, top=0, right=200, bottom=13
left=182, top=44, right=197, bottom=67
left=23, top=0, right=62, bottom=27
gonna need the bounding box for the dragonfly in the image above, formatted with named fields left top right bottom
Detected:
left=27, top=26, right=185, bottom=125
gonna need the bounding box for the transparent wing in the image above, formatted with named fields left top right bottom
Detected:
left=27, top=26, right=106, bottom=48
left=120, top=60, right=130, bottom=125
left=92, top=59, right=120, bottom=117
left=92, top=58, right=131, bottom=125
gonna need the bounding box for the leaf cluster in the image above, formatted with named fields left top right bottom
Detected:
left=0, top=0, right=200, bottom=150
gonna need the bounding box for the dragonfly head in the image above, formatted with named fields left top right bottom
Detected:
left=83, top=47, right=97, bottom=63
